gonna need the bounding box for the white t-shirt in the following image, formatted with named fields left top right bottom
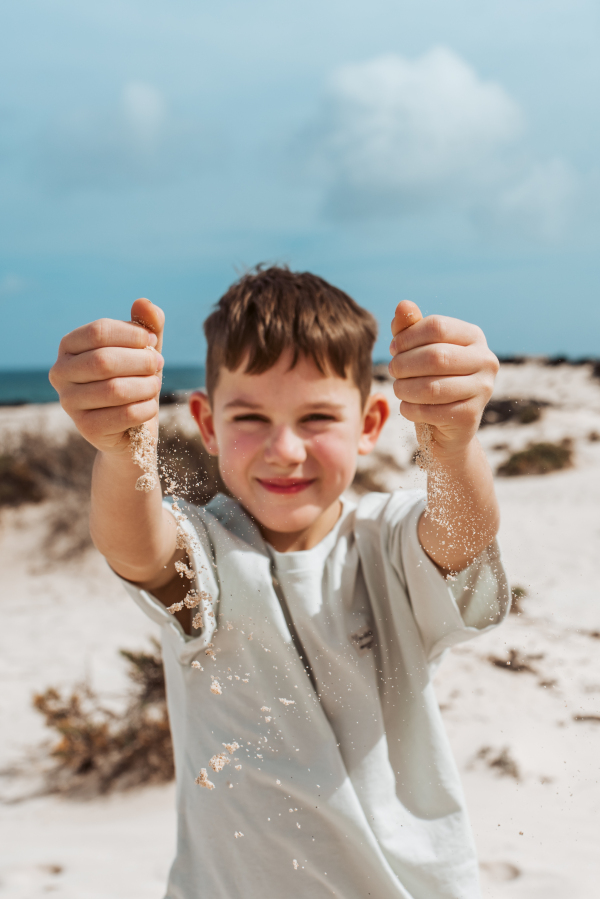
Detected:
left=118, top=490, right=509, bottom=899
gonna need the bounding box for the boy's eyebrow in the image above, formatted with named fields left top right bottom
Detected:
left=224, top=398, right=347, bottom=412
left=223, top=399, right=263, bottom=410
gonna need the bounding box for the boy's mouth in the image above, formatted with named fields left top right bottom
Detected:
left=256, top=477, right=316, bottom=495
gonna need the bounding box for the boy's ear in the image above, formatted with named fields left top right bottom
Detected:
left=358, top=393, right=390, bottom=456
left=189, top=391, right=219, bottom=456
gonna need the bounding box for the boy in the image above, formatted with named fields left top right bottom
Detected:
left=50, top=267, right=508, bottom=899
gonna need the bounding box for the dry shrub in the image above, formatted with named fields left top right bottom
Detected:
left=0, top=430, right=96, bottom=503
left=158, top=421, right=225, bottom=505
left=33, top=640, right=173, bottom=796
left=0, top=453, right=46, bottom=506
left=476, top=746, right=520, bottom=779
left=510, top=585, right=527, bottom=615
left=497, top=441, right=572, bottom=477
left=481, top=398, right=547, bottom=427
left=0, top=418, right=224, bottom=561
left=488, top=648, right=537, bottom=673
left=0, top=430, right=97, bottom=560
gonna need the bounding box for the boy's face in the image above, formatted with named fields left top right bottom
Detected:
left=190, top=350, right=389, bottom=551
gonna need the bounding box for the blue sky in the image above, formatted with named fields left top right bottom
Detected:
left=1, top=0, right=600, bottom=368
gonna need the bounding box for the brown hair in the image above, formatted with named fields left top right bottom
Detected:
left=203, top=266, right=378, bottom=405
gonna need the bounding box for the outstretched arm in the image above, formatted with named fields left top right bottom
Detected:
left=50, top=299, right=182, bottom=590
left=388, top=301, right=500, bottom=574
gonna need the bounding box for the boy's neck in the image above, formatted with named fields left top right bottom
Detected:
left=256, top=499, right=343, bottom=553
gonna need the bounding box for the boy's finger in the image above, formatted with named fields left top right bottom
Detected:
left=62, top=375, right=163, bottom=412
left=60, top=319, right=156, bottom=356
left=130, top=298, right=165, bottom=353
left=79, top=398, right=160, bottom=436
left=55, top=346, right=164, bottom=385
left=388, top=343, right=483, bottom=381
left=391, top=301, right=423, bottom=338
left=392, top=373, right=484, bottom=407
left=397, top=397, right=481, bottom=429
left=390, top=315, right=482, bottom=356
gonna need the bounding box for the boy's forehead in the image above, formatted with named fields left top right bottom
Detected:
left=214, top=350, right=361, bottom=407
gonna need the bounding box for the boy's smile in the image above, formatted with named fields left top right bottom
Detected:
left=256, top=477, right=317, bottom=494
left=190, top=350, right=389, bottom=552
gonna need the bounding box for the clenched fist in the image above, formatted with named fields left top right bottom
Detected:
left=49, top=298, right=165, bottom=455
left=388, top=300, right=499, bottom=456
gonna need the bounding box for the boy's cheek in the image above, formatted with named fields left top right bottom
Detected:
left=311, top=433, right=357, bottom=482
left=217, top=435, right=258, bottom=482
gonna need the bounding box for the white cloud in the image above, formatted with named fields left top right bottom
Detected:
left=310, top=48, right=523, bottom=216
left=306, top=47, right=579, bottom=240
left=36, top=82, right=212, bottom=192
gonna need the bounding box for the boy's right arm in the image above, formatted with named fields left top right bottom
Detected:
left=49, top=299, right=186, bottom=601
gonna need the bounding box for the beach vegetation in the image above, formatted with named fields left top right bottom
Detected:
left=510, top=585, right=527, bottom=614
left=32, top=640, right=173, bottom=796
left=496, top=441, right=572, bottom=476
left=481, top=398, right=547, bottom=427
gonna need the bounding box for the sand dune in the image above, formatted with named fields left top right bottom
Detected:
left=0, top=361, right=599, bottom=898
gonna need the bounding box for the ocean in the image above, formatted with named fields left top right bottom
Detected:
left=0, top=366, right=205, bottom=406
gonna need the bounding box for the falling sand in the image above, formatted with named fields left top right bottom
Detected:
left=195, top=769, right=215, bottom=790
left=128, top=424, right=159, bottom=492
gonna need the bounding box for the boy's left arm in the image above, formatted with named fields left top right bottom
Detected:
left=389, top=301, right=500, bottom=575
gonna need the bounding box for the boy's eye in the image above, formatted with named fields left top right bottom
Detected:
left=232, top=413, right=269, bottom=423
left=302, top=413, right=337, bottom=423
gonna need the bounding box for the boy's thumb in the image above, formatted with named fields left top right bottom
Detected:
left=391, top=300, right=423, bottom=338
left=130, top=298, right=165, bottom=353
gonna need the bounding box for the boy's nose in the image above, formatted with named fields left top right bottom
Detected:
left=263, top=425, right=307, bottom=466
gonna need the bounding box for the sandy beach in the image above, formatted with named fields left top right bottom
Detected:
left=1, top=360, right=599, bottom=898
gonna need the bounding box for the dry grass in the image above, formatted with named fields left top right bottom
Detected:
left=481, top=398, right=547, bottom=427
left=510, top=585, right=528, bottom=615
left=158, top=422, right=225, bottom=506
left=0, top=430, right=97, bottom=561
left=497, top=441, right=573, bottom=477
left=488, top=648, right=537, bottom=673
left=32, top=640, right=173, bottom=797
left=0, top=420, right=224, bottom=561
left=476, top=746, right=520, bottom=779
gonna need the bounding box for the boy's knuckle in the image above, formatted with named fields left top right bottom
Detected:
left=97, top=378, right=121, bottom=406
left=122, top=403, right=139, bottom=425
left=482, top=379, right=495, bottom=403
left=429, top=379, right=443, bottom=401
left=89, top=319, right=111, bottom=347
left=431, top=345, right=450, bottom=370
left=392, top=332, right=408, bottom=354
left=144, top=352, right=158, bottom=375
left=92, top=348, right=115, bottom=378
left=428, top=316, right=448, bottom=343
left=388, top=357, right=402, bottom=379
left=488, top=351, right=500, bottom=375
left=392, top=379, right=406, bottom=401
left=48, top=363, right=60, bottom=388
left=473, top=324, right=486, bottom=344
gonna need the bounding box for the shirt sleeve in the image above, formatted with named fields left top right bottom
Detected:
left=113, top=498, right=221, bottom=666
left=387, top=492, right=511, bottom=663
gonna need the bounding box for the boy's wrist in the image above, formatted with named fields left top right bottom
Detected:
left=93, top=442, right=159, bottom=490
left=428, top=432, right=480, bottom=468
